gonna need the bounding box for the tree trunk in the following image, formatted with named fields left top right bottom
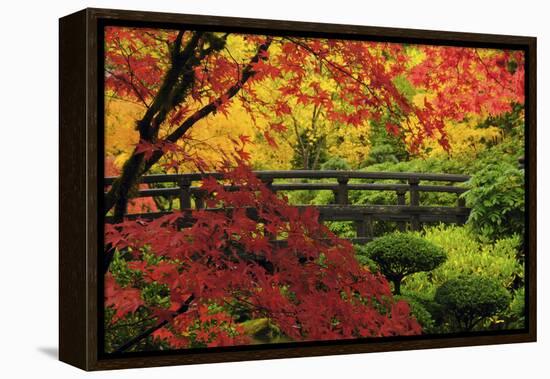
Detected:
left=392, top=276, right=403, bottom=295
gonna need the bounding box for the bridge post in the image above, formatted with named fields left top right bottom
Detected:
left=408, top=177, right=420, bottom=231
left=194, top=192, right=205, bottom=209
left=262, top=178, right=274, bottom=192
left=260, top=177, right=276, bottom=239
left=355, top=220, right=366, bottom=239
left=396, top=189, right=407, bottom=232
left=456, top=196, right=468, bottom=224
left=365, top=214, right=374, bottom=238
left=337, top=176, right=349, bottom=205
left=179, top=178, right=192, bottom=210
left=355, top=215, right=374, bottom=240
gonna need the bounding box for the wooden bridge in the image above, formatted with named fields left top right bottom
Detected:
left=104, top=170, right=471, bottom=243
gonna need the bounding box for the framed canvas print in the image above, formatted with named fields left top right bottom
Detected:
left=59, top=8, right=536, bottom=371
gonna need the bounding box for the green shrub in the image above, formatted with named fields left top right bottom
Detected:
left=500, top=287, right=526, bottom=330
left=349, top=186, right=398, bottom=206
left=400, top=290, right=447, bottom=334
left=310, top=189, right=335, bottom=206
left=395, top=295, right=435, bottom=332
left=364, top=233, right=447, bottom=294
left=462, top=161, right=524, bottom=240
left=282, top=189, right=319, bottom=205
left=353, top=244, right=379, bottom=273
left=325, top=221, right=356, bottom=239
left=355, top=157, right=469, bottom=208
left=363, top=155, right=470, bottom=176
left=435, top=275, right=511, bottom=331
left=403, top=225, right=523, bottom=298
left=320, top=156, right=351, bottom=171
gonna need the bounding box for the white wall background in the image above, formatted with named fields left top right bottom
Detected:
left=0, top=0, right=547, bottom=377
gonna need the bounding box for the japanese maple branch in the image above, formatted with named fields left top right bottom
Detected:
left=282, top=36, right=405, bottom=121
left=141, top=37, right=274, bottom=174
left=105, top=69, right=150, bottom=109
left=117, top=39, right=156, bottom=104
left=113, top=295, right=195, bottom=354
left=474, top=49, right=514, bottom=92
left=104, top=30, right=202, bottom=219
left=104, top=36, right=272, bottom=217
left=103, top=37, right=273, bottom=275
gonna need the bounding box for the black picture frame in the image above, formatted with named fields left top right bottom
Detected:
left=59, top=7, right=537, bottom=371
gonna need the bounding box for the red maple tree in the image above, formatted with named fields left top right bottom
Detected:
left=106, top=142, right=421, bottom=350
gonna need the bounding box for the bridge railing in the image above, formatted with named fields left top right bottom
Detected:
left=104, top=170, right=471, bottom=242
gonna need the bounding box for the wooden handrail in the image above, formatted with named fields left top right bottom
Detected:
left=104, top=170, right=470, bottom=185
left=104, top=170, right=471, bottom=237
left=124, top=183, right=468, bottom=199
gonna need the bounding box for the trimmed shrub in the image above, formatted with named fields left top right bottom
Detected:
left=364, top=233, right=447, bottom=294
left=435, top=276, right=511, bottom=332
left=353, top=244, right=379, bottom=273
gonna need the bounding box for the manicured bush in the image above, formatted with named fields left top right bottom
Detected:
left=435, top=275, right=511, bottom=332
left=353, top=244, right=379, bottom=273
left=364, top=233, right=447, bottom=294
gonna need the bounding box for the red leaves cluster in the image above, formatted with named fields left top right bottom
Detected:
left=105, top=273, right=144, bottom=321
left=105, top=27, right=168, bottom=104
left=408, top=46, right=524, bottom=119
left=105, top=159, right=421, bottom=348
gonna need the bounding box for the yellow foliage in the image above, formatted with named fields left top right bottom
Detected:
left=326, top=124, right=371, bottom=166
left=104, top=98, right=143, bottom=169
left=404, top=97, right=503, bottom=159
left=427, top=118, right=502, bottom=158
left=185, top=99, right=294, bottom=171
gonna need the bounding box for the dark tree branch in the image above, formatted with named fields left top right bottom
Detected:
left=103, top=36, right=273, bottom=274
left=112, top=295, right=195, bottom=354
left=104, top=31, right=203, bottom=220
left=140, top=37, right=274, bottom=174
left=104, top=37, right=273, bottom=217
left=105, top=68, right=151, bottom=109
